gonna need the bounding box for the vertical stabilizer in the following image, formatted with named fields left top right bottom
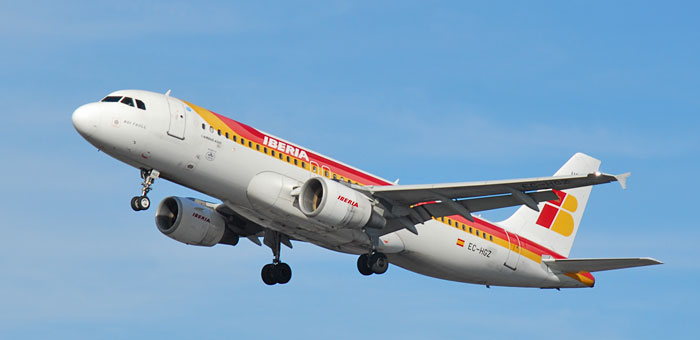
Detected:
left=498, top=153, right=601, bottom=257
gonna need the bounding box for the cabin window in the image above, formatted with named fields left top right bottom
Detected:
left=279, top=153, right=283, bottom=160
left=233, top=136, right=237, bottom=142
left=271, top=150, right=275, bottom=157
left=469, top=227, right=473, bottom=233
left=462, top=225, right=466, bottom=231
left=217, top=129, right=221, bottom=136
left=489, top=235, right=493, bottom=241
left=294, top=159, right=298, bottom=165
left=256, top=144, right=260, bottom=151
left=324, top=170, right=329, bottom=177
left=101, top=96, right=122, bottom=102
left=286, top=156, right=290, bottom=162
left=301, top=162, right=306, bottom=168
left=225, top=132, right=229, bottom=138
left=448, top=220, right=452, bottom=226
left=476, top=231, right=480, bottom=236
left=248, top=141, right=252, bottom=147
left=135, top=99, right=146, bottom=110
left=264, top=147, right=268, bottom=153
left=201, top=123, right=205, bottom=130
left=240, top=138, right=245, bottom=145
left=120, top=97, right=134, bottom=107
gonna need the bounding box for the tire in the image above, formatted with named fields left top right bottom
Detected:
left=138, top=196, right=150, bottom=210
left=370, top=252, right=389, bottom=275
left=131, top=197, right=141, bottom=211
left=357, top=254, right=373, bottom=276
left=276, top=263, right=292, bottom=284
left=261, top=264, right=276, bottom=285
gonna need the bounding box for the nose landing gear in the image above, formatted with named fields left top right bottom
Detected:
left=131, top=169, right=159, bottom=211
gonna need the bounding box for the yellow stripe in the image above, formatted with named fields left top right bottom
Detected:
left=564, top=272, right=595, bottom=287
left=440, top=216, right=543, bottom=264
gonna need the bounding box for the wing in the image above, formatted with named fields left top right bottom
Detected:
left=542, top=257, right=663, bottom=273
left=354, top=172, right=630, bottom=235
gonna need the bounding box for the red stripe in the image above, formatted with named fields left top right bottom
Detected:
left=210, top=111, right=392, bottom=186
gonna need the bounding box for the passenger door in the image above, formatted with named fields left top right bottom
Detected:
left=166, top=97, right=186, bottom=140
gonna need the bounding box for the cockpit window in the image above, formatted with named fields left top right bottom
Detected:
left=101, top=96, right=122, bottom=102
left=120, top=97, right=134, bottom=107
left=101, top=95, right=146, bottom=110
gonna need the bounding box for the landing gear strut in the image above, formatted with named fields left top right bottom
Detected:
left=261, top=231, right=292, bottom=285
left=131, top=169, right=159, bottom=211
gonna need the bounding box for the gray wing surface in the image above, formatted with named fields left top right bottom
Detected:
left=353, top=172, right=629, bottom=234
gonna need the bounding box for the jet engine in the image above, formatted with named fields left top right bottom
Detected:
left=298, top=177, right=386, bottom=229
left=155, top=196, right=239, bottom=247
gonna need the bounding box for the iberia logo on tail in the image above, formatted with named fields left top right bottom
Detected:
left=536, top=190, right=578, bottom=237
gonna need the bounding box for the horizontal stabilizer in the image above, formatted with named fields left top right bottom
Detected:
left=543, top=257, right=662, bottom=273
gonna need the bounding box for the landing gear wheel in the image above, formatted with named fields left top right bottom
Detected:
left=261, top=264, right=276, bottom=285
left=261, top=263, right=292, bottom=285
left=357, top=254, right=373, bottom=276
left=276, top=263, right=292, bottom=284
left=130, top=196, right=150, bottom=211
left=369, top=252, right=389, bottom=274
left=138, top=196, right=150, bottom=210
left=130, top=169, right=159, bottom=211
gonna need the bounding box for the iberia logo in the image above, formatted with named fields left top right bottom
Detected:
left=535, top=190, right=578, bottom=237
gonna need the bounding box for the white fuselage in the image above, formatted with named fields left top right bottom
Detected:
left=72, top=89, right=591, bottom=288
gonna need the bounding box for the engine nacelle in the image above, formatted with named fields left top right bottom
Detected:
left=298, top=177, right=385, bottom=229
left=155, top=196, right=239, bottom=247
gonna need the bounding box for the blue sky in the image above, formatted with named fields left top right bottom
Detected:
left=1, top=1, right=698, bottom=338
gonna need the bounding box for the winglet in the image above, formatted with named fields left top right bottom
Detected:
left=165, top=89, right=172, bottom=96
left=615, top=172, right=631, bottom=190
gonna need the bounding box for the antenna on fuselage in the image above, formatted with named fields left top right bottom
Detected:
left=165, top=89, right=172, bottom=96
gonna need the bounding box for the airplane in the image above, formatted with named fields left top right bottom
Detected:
left=71, top=89, right=661, bottom=287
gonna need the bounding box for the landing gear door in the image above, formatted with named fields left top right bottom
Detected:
left=503, top=231, right=521, bottom=271
left=166, top=97, right=186, bottom=140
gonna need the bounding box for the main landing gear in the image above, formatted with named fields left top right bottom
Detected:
left=261, top=231, right=292, bottom=285
left=357, top=251, right=389, bottom=276
left=131, top=169, right=159, bottom=211
left=357, top=229, right=390, bottom=276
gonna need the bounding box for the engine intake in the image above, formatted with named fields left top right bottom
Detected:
left=155, top=196, right=239, bottom=247
left=298, top=177, right=385, bottom=229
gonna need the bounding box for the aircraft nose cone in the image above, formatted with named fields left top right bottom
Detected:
left=72, top=104, right=99, bottom=138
